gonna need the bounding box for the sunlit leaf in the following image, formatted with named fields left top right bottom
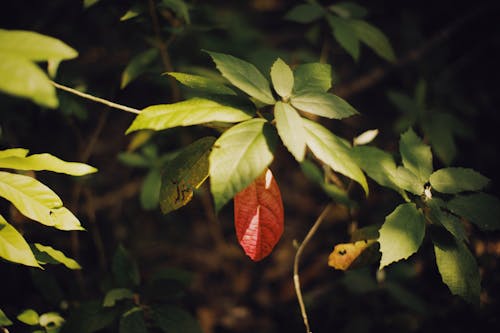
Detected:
left=205, top=51, right=275, bottom=105
left=0, top=215, right=40, bottom=267
left=166, top=72, right=236, bottom=95
left=39, top=312, right=64, bottom=329
left=353, top=129, right=378, bottom=146
left=303, top=119, right=368, bottom=194
left=351, top=146, right=399, bottom=192
left=291, top=91, right=358, bottom=119
left=284, top=3, right=325, bottom=23
left=153, top=305, right=202, bottom=333
left=210, top=119, right=277, bottom=212
left=17, top=309, right=39, bottom=326
left=0, top=148, right=29, bottom=159
left=274, top=102, right=306, bottom=161
left=326, top=15, right=360, bottom=60
left=32, top=243, right=81, bottom=269
left=433, top=234, right=480, bottom=305
left=429, top=168, right=489, bottom=194
left=399, top=128, right=433, bottom=184
left=0, top=153, right=97, bottom=176
left=447, top=193, right=500, bottom=231
left=270, top=58, right=294, bottom=98
left=328, top=240, right=375, bottom=270
left=126, top=98, right=252, bottom=134
left=121, top=48, right=159, bottom=89
left=234, top=169, right=284, bottom=261
left=103, top=288, right=134, bottom=307
left=349, top=20, right=396, bottom=62
left=293, top=63, right=332, bottom=93
left=379, top=203, right=425, bottom=269
left=160, top=137, right=215, bottom=214
left=392, top=166, right=423, bottom=195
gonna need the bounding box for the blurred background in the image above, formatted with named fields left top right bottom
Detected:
left=1, top=0, right=499, bottom=332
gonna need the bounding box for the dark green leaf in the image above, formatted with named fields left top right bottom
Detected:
left=293, top=63, right=332, bottom=93
left=120, top=307, right=147, bottom=333
left=121, top=48, right=159, bottom=89
left=103, top=288, right=134, bottom=307
left=209, top=119, right=277, bottom=211
left=60, top=301, right=119, bottom=333
left=140, top=169, right=161, bottom=210
left=112, top=245, right=140, bottom=288
left=329, top=2, right=368, bottom=19
left=160, top=137, right=215, bottom=214
left=379, top=203, right=425, bottom=269
left=153, top=305, right=202, bottom=333
left=399, top=128, right=433, bottom=184
left=274, top=102, right=306, bottom=161
left=205, top=51, right=275, bottom=105
left=291, top=91, right=358, bottom=119
left=326, top=15, right=360, bottom=60
left=284, top=3, right=325, bottom=23
left=161, top=0, right=190, bottom=23
left=447, top=193, right=500, bottom=231
left=349, top=20, right=396, bottom=62
left=387, top=91, right=419, bottom=115
left=270, top=58, right=294, bottom=98
left=166, top=72, right=236, bottom=95
left=427, top=198, right=467, bottom=241
left=117, top=152, right=151, bottom=168
left=423, top=113, right=460, bottom=165
left=351, top=146, right=399, bottom=192
left=429, top=167, right=489, bottom=194
left=0, top=309, right=12, bottom=326
left=300, top=160, right=351, bottom=205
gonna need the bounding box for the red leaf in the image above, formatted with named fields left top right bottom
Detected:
left=234, top=168, right=284, bottom=261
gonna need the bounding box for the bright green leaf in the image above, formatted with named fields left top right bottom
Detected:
left=433, top=235, right=480, bottom=305
left=284, top=3, right=325, bottom=23
left=39, top=312, right=65, bottom=329
left=126, top=98, right=252, bottom=134
left=120, top=307, right=147, bottom=333
left=33, top=243, right=81, bottom=269
left=0, top=148, right=29, bottom=159
left=205, top=51, right=275, bottom=105
left=0, top=308, right=13, bottom=326
left=274, top=102, right=306, bottom=162
left=0, top=153, right=97, bottom=176
left=0, top=215, right=40, bottom=267
left=392, top=166, right=423, bottom=195
left=166, top=72, right=236, bottom=95
left=160, top=137, right=215, bottom=214
left=293, top=63, right=332, bottom=93
left=429, top=168, right=489, bottom=194
left=103, top=288, right=135, bottom=307
left=121, top=49, right=159, bottom=89
left=140, top=169, right=161, bottom=210
left=209, top=119, right=277, bottom=212
left=303, top=119, right=368, bottom=194
left=161, top=0, right=190, bottom=23
left=399, top=128, right=433, bottom=184
left=351, top=146, right=399, bottom=192
left=447, top=193, right=500, bottom=231
left=349, top=20, right=396, bottom=62
left=17, top=309, right=39, bottom=325
left=270, top=58, right=294, bottom=98
left=353, top=129, right=378, bottom=146
left=378, top=203, right=425, bottom=269
left=0, top=29, right=77, bottom=61
left=291, top=91, right=358, bottom=119
left=326, top=15, right=360, bottom=60
left=0, top=53, right=58, bottom=108
left=153, top=305, right=202, bottom=333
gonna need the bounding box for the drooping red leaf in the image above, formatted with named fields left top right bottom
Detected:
left=234, top=168, right=284, bottom=261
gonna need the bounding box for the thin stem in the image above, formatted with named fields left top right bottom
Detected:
left=293, top=204, right=334, bottom=333
left=50, top=81, right=141, bottom=114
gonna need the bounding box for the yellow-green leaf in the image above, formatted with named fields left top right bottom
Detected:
left=291, top=91, right=359, bottom=119
left=0, top=148, right=29, bottom=159
left=121, top=48, right=159, bottom=89
left=33, top=243, right=81, bottom=269
left=0, top=153, right=97, bottom=176
left=274, top=102, right=306, bottom=161
left=270, top=58, right=294, bottom=98
left=17, top=309, right=40, bottom=326
left=166, top=72, right=236, bottom=95
left=0, top=215, right=40, bottom=268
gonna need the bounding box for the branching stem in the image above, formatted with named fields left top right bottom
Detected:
left=50, top=81, right=141, bottom=114
left=293, top=203, right=334, bottom=333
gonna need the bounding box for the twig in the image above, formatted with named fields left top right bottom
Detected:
left=50, top=81, right=141, bottom=114
left=293, top=204, right=334, bottom=333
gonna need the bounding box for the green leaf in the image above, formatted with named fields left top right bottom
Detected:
left=378, top=203, right=425, bottom=269
left=32, top=243, right=81, bottom=269
left=153, top=305, right=202, bottom=333
left=117, top=152, right=151, bottom=168
left=423, top=113, right=458, bottom=165
left=126, top=98, right=252, bottom=134
left=140, top=169, right=161, bottom=210
left=0, top=53, right=58, bottom=108
left=0, top=29, right=77, bottom=61
left=121, top=48, right=159, bottom=89
left=120, top=308, right=147, bottom=333
left=39, top=312, right=64, bottom=329
left=161, top=0, right=190, bottom=23
left=0, top=148, right=29, bottom=159
left=349, top=20, right=396, bottom=62
left=284, top=3, right=325, bottom=23
left=326, top=15, right=360, bottom=61
left=270, top=58, right=294, bottom=98
left=353, top=129, right=378, bottom=146
left=447, top=193, right=500, bottom=231
left=291, top=91, right=358, bottom=119
left=17, top=309, right=40, bottom=325
left=300, top=160, right=351, bottom=205
left=166, top=72, right=236, bottom=95
left=209, top=119, right=277, bottom=212
left=0, top=171, right=83, bottom=230
left=0, top=215, right=40, bottom=267
left=274, top=102, right=306, bottom=162
left=0, top=153, right=97, bottom=176
left=433, top=235, right=480, bottom=305
left=293, top=63, right=332, bottom=93
left=160, top=137, right=215, bottom=214
left=429, top=168, right=489, bottom=194
left=329, top=2, right=368, bottom=19
left=387, top=91, right=419, bottom=115
left=112, top=245, right=140, bottom=288
left=399, top=128, right=432, bottom=184
left=0, top=308, right=13, bottom=326
left=103, top=288, right=135, bottom=307
left=302, top=119, right=368, bottom=194
left=427, top=199, right=467, bottom=241
left=60, top=301, right=119, bottom=333
left=84, top=0, right=100, bottom=9
left=392, top=166, right=423, bottom=195
left=351, top=146, right=400, bottom=192
left=120, top=7, right=142, bottom=21
left=205, top=51, right=275, bottom=105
